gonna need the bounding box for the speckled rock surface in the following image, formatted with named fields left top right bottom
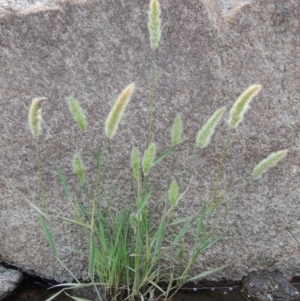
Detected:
left=0, top=265, right=23, bottom=300
left=0, top=0, right=300, bottom=282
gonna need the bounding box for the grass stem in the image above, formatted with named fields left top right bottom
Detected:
left=147, top=49, right=157, bottom=146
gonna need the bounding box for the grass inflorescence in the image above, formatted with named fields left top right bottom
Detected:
left=8, top=1, right=289, bottom=301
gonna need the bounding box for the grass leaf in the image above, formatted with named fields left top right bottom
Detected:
left=4, top=178, right=48, bottom=219
left=65, top=292, right=94, bottom=301
left=153, top=141, right=183, bottom=166
left=138, top=187, right=153, bottom=211
left=96, top=147, right=101, bottom=171
left=170, top=216, right=195, bottom=226
left=44, top=289, right=66, bottom=301
left=88, top=235, right=95, bottom=281
left=57, top=166, right=71, bottom=200
left=59, top=217, right=91, bottom=229
left=38, top=213, right=57, bottom=257
left=172, top=217, right=193, bottom=245
left=187, top=265, right=226, bottom=282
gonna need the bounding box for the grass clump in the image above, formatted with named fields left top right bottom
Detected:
left=8, top=1, right=289, bottom=301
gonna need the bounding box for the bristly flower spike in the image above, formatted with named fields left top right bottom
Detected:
left=131, top=147, right=140, bottom=180
left=196, top=107, right=225, bottom=148
left=68, top=96, right=86, bottom=131
left=148, top=0, right=161, bottom=51
left=105, top=83, right=135, bottom=139
left=168, top=179, right=180, bottom=208
left=229, top=84, right=262, bottom=128
left=171, top=114, right=183, bottom=146
left=73, top=153, right=85, bottom=186
left=142, top=142, right=156, bottom=176
left=252, top=150, right=288, bottom=180
left=28, top=97, right=46, bottom=137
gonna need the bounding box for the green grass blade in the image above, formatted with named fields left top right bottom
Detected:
left=78, top=202, right=89, bottom=219
left=65, top=247, right=84, bottom=256
left=51, top=283, right=102, bottom=288
left=138, top=187, right=153, bottom=210
left=96, top=147, right=101, bottom=170
left=82, top=183, right=88, bottom=195
left=107, top=184, right=118, bottom=203
left=153, top=220, right=165, bottom=258
left=200, top=232, right=227, bottom=252
left=187, top=265, right=226, bottom=282
left=57, top=166, right=71, bottom=200
left=147, top=280, right=166, bottom=294
left=195, top=203, right=206, bottom=243
left=38, top=213, right=57, bottom=257
left=65, top=292, right=93, bottom=301
left=170, top=216, right=195, bottom=226
left=26, top=200, right=47, bottom=218
left=153, top=141, right=183, bottom=166
left=45, top=289, right=66, bottom=301
left=88, top=235, right=95, bottom=281
left=178, top=240, right=184, bottom=262
left=172, top=217, right=193, bottom=245
left=4, top=178, right=48, bottom=219
left=59, top=217, right=91, bottom=229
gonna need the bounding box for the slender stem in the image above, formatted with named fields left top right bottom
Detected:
left=135, top=168, right=141, bottom=209
left=147, top=49, right=157, bottom=146
left=57, top=257, right=80, bottom=283
left=180, top=147, right=198, bottom=189
left=88, top=138, right=108, bottom=282
left=91, top=138, right=108, bottom=228
left=35, top=138, right=48, bottom=215
left=208, top=181, right=250, bottom=236
left=93, top=282, right=103, bottom=301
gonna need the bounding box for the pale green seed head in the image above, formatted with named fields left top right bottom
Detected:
left=252, top=149, right=288, bottom=180
left=229, top=84, right=262, bottom=128
left=68, top=96, right=86, bottom=131
left=129, top=213, right=138, bottom=234
left=130, top=212, right=142, bottom=234
left=28, top=97, right=46, bottom=137
left=72, top=153, right=85, bottom=186
left=131, top=147, right=140, bottom=180
left=196, top=107, right=225, bottom=148
left=148, top=0, right=161, bottom=51
left=142, top=142, right=156, bottom=176
left=168, top=179, right=180, bottom=207
left=171, top=114, right=183, bottom=146
left=105, top=83, right=135, bottom=139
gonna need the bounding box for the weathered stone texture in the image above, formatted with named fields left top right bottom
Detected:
left=0, top=0, right=300, bottom=282
left=0, top=265, right=23, bottom=300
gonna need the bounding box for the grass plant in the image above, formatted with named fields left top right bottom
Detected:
left=7, top=1, right=289, bottom=301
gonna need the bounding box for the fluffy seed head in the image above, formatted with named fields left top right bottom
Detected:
left=229, top=84, right=262, bottom=128
left=171, top=114, right=183, bottom=146
left=68, top=96, right=86, bottom=131
left=168, top=179, right=180, bottom=208
left=131, top=147, right=140, bottom=180
left=105, top=83, right=135, bottom=139
left=196, top=107, right=225, bottom=148
left=72, top=153, right=85, bottom=186
left=148, top=0, right=161, bottom=51
left=252, top=149, right=288, bottom=180
left=28, top=97, right=46, bottom=137
left=142, top=142, right=156, bottom=176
